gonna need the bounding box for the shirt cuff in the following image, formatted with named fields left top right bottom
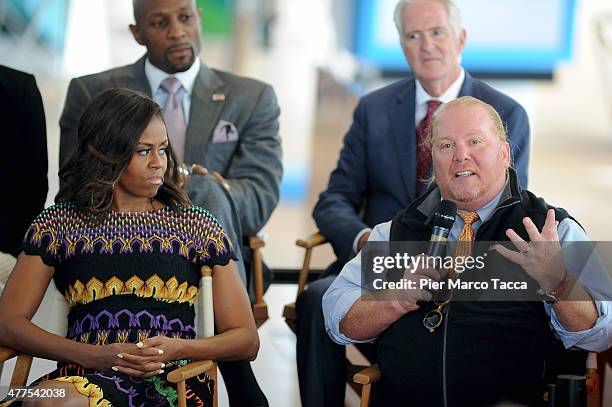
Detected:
left=352, top=228, right=372, bottom=253
left=547, top=300, right=612, bottom=352
left=323, top=286, right=367, bottom=345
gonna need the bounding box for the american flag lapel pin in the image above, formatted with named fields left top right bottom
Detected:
left=212, top=93, right=226, bottom=102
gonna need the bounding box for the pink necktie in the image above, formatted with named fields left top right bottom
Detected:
left=160, top=77, right=186, bottom=162
left=416, top=100, right=442, bottom=193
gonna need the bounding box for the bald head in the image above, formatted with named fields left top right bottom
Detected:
left=129, top=0, right=202, bottom=74
left=132, top=0, right=197, bottom=24
left=132, top=0, right=147, bottom=23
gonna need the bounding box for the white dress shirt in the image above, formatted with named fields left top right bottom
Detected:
left=414, top=68, right=465, bottom=125
left=145, top=58, right=201, bottom=124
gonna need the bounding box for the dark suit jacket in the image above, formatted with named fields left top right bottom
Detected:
left=313, top=72, right=530, bottom=270
left=59, top=56, right=282, bottom=238
left=0, top=66, right=48, bottom=256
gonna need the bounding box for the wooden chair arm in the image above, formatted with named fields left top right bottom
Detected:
left=248, top=235, right=266, bottom=306
left=248, top=234, right=269, bottom=328
left=166, top=360, right=215, bottom=383
left=353, top=365, right=381, bottom=385
left=283, top=232, right=329, bottom=332
left=295, top=232, right=328, bottom=295
left=248, top=235, right=265, bottom=250
left=0, top=346, right=17, bottom=363
left=168, top=359, right=217, bottom=407
left=295, top=232, right=327, bottom=249
left=354, top=365, right=381, bottom=407
left=0, top=346, right=33, bottom=386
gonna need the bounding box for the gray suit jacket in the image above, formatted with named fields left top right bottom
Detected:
left=60, top=55, right=282, bottom=237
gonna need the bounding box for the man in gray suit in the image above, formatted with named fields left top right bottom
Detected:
left=59, top=0, right=281, bottom=405
left=60, top=0, right=281, bottom=291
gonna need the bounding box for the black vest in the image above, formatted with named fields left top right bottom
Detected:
left=373, top=173, right=584, bottom=407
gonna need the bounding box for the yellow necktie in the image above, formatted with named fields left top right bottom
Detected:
left=454, top=210, right=480, bottom=270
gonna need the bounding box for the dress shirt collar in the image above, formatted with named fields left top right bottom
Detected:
left=145, top=57, right=201, bottom=96
left=415, top=67, right=465, bottom=108
left=472, top=184, right=505, bottom=225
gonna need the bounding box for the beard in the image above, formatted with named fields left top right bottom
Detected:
left=448, top=184, right=483, bottom=203
left=163, top=46, right=196, bottom=73
left=166, top=56, right=194, bottom=73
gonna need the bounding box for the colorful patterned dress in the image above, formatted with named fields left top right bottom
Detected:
left=1, top=202, right=236, bottom=407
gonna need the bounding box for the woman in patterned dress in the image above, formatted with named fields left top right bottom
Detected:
left=0, top=88, right=258, bottom=406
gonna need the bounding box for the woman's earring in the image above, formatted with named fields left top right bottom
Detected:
left=112, top=182, right=115, bottom=190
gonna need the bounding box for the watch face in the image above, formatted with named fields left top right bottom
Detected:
left=536, top=288, right=558, bottom=304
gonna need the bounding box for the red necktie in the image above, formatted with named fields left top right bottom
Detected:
left=416, top=100, right=442, bottom=193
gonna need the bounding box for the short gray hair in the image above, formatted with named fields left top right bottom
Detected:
left=393, top=0, right=463, bottom=45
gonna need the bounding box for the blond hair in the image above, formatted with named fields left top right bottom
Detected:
left=428, top=96, right=508, bottom=148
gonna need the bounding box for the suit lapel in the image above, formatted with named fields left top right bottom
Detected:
left=390, top=79, right=417, bottom=197
left=184, top=64, right=226, bottom=164
left=458, top=72, right=478, bottom=98
left=391, top=72, right=475, bottom=198
left=113, top=56, right=152, bottom=97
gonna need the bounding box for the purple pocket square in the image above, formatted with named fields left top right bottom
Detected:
left=212, top=120, right=239, bottom=143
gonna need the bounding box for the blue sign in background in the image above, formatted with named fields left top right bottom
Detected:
left=354, top=0, right=577, bottom=76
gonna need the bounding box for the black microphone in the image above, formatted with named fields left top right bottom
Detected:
left=427, top=200, right=457, bottom=257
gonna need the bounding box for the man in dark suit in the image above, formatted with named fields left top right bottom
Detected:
left=0, top=65, right=48, bottom=266
left=295, top=1, right=530, bottom=405
left=59, top=1, right=281, bottom=405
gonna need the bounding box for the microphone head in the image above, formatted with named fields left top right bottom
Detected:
left=433, top=200, right=457, bottom=230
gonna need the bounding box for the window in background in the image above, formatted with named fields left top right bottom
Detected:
left=353, top=0, right=577, bottom=79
